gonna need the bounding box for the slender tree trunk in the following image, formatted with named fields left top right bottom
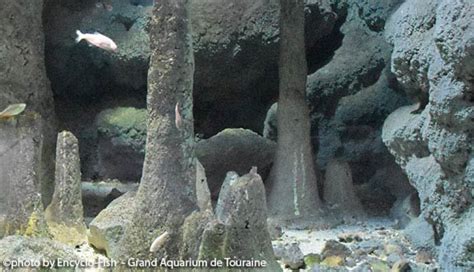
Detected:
left=267, top=0, right=321, bottom=220
left=114, top=0, right=198, bottom=259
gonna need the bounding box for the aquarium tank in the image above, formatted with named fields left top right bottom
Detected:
left=0, top=0, right=473, bottom=271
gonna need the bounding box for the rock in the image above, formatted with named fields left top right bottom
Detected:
left=263, top=103, right=278, bottom=141
left=195, top=159, right=212, bottom=212
left=82, top=181, right=138, bottom=219
left=304, top=253, right=322, bottom=268
left=0, top=0, right=56, bottom=205
left=354, top=240, right=382, bottom=255
left=203, top=168, right=281, bottom=271
left=338, top=232, right=363, bottom=243
left=0, top=114, right=49, bottom=238
left=415, top=250, right=433, bottom=264
left=403, top=216, right=435, bottom=250
left=391, top=259, right=411, bottom=272
left=382, top=0, right=474, bottom=269
left=308, top=38, right=410, bottom=215
left=321, top=255, right=344, bottom=267
left=95, top=107, right=147, bottom=181
left=324, top=159, right=365, bottom=217
left=45, top=131, right=87, bottom=245
left=272, top=242, right=305, bottom=269
left=0, top=236, right=82, bottom=266
left=369, top=259, right=391, bottom=272
left=321, top=240, right=351, bottom=260
left=196, top=128, right=276, bottom=199
left=384, top=243, right=403, bottom=256
left=390, top=192, right=421, bottom=228
left=88, top=191, right=136, bottom=257
left=267, top=218, right=283, bottom=240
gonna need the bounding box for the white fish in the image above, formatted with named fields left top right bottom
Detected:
left=75, top=30, right=118, bottom=52
left=175, top=102, right=183, bottom=129
left=0, top=103, right=26, bottom=119
left=149, top=231, right=170, bottom=253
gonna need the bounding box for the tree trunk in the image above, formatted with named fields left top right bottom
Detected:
left=114, top=0, right=198, bottom=259
left=267, top=0, right=322, bottom=220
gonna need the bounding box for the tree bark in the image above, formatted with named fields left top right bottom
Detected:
left=114, top=0, right=198, bottom=259
left=267, top=0, right=322, bottom=220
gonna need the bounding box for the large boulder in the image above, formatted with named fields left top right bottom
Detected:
left=196, top=128, right=276, bottom=198
left=383, top=0, right=474, bottom=269
left=88, top=191, right=136, bottom=258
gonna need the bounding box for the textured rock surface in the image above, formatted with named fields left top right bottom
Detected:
left=273, top=242, right=305, bottom=269
left=102, top=0, right=198, bottom=260
left=45, top=131, right=87, bottom=245
left=304, top=0, right=412, bottom=214
left=0, top=0, right=56, bottom=206
left=382, top=0, right=474, bottom=270
left=0, top=236, right=81, bottom=265
left=88, top=191, right=136, bottom=258
left=324, top=160, right=365, bottom=218
left=0, top=115, right=49, bottom=238
left=202, top=169, right=281, bottom=271
left=196, top=128, right=276, bottom=198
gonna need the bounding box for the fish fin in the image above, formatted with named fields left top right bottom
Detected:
left=75, top=30, right=84, bottom=43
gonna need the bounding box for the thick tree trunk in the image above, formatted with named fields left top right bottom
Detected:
left=267, top=0, right=321, bottom=220
left=113, top=0, right=198, bottom=259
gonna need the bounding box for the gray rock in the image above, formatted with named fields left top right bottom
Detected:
left=196, top=159, right=212, bottom=212
left=88, top=191, right=136, bottom=258
left=203, top=168, right=281, bottom=271
left=390, top=192, right=420, bottom=229
left=196, top=128, right=276, bottom=199
left=0, top=115, right=49, bottom=238
left=82, top=180, right=138, bottom=219
left=321, top=240, right=352, bottom=260
left=45, top=131, right=87, bottom=245
left=0, top=236, right=83, bottom=267
left=324, top=159, right=365, bottom=217
left=263, top=103, right=278, bottom=142
left=0, top=0, right=56, bottom=207
left=273, top=242, right=305, bottom=269
left=403, top=216, right=435, bottom=250
left=306, top=1, right=411, bottom=213
left=382, top=0, right=474, bottom=269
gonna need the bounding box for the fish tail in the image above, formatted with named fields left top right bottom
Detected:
left=75, top=30, right=84, bottom=43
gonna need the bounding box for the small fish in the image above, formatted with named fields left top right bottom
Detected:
left=175, top=102, right=182, bottom=129
left=0, top=103, right=26, bottom=119
left=75, top=30, right=118, bottom=52
left=149, top=231, right=170, bottom=253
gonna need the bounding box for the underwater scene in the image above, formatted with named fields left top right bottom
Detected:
left=0, top=0, right=473, bottom=271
